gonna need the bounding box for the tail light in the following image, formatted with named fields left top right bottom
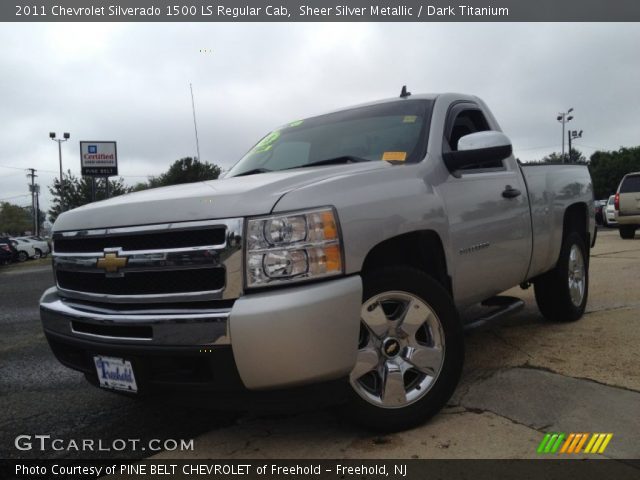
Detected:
left=0, top=244, right=10, bottom=252
left=614, top=192, right=620, bottom=211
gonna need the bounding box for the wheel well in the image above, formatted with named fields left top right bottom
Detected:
left=361, top=231, right=451, bottom=295
left=563, top=202, right=589, bottom=248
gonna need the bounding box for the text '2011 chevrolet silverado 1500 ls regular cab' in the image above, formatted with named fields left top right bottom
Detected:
left=41, top=92, right=595, bottom=431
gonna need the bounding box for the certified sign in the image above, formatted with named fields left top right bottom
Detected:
left=80, top=141, right=118, bottom=176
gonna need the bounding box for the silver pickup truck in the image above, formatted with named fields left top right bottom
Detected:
left=40, top=92, right=595, bottom=431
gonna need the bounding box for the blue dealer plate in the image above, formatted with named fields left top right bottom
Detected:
left=93, top=356, right=138, bottom=393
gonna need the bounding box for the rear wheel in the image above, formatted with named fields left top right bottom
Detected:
left=17, top=251, right=28, bottom=262
left=344, top=266, right=464, bottom=432
left=619, top=226, right=636, bottom=239
left=33, top=249, right=42, bottom=259
left=534, top=232, right=588, bottom=322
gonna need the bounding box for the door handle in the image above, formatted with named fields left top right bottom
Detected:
left=502, top=185, right=521, bottom=199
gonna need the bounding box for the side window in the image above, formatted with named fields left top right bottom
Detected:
left=447, top=109, right=490, bottom=151
left=445, top=107, right=504, bottom=171
left=620, top=175, right=640, bottom=193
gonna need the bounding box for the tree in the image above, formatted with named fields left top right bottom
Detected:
left=589, top=146, right=640, bottom=199
left=541, top=149, right=587, bottom=164
left=0, top=202, right=32, bottom=235
left=134, top=157, right=221, bottom=191
left=48, top=170, right=131, bottom=223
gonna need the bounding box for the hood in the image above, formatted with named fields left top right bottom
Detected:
left=53, top=161, right=391, bottom=231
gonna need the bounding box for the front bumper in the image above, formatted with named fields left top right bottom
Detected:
left=40, top=275, right=362, bottom=392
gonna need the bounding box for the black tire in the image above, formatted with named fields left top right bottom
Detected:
left=33, top=249, right=42, bottom=259
left=17, top=251, right=28, bottom=262
left=343, top=266, right=464, bottom=432
left=534, top=232, right=588, bottom=322
left=619, top=226, right=636, bottom=239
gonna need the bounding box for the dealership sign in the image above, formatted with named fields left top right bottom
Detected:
left=80, top=141, right=118, bottom=176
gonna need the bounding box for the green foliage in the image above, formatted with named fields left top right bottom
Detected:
left=0, top=202, right=38, bottom=235
left=589, top=147, right=640, bottom=199
left=540, top=149, right=587, bottom=164
left=135, top=157, right=221, bottom=190
left=48, top=170, right=131, bottom=223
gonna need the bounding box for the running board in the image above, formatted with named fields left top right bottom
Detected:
left=464, top=296, right=525, bottom=331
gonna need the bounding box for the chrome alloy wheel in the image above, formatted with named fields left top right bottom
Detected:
left=568, top=244, right=586, bottom=307
left=350, top=291, right=445, bottom=409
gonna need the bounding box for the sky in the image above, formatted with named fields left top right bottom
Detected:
left=1, top=22, right=639, bottom=216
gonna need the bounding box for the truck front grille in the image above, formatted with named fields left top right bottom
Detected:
left=56, top=268, right=225, bottom=295
left=54, top=227, right=226, bottom=253
left=52, top=218, right=243, bottom=303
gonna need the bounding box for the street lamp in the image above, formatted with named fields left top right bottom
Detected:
left=556, top=108, right=573, bottom=163
left=50, top=132, right=70, bottom=211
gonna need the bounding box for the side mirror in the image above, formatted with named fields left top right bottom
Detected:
left=443, top=131, right=513, bottom=173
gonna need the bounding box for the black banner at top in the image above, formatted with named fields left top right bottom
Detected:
left=4, top=0, right=640, bottom=22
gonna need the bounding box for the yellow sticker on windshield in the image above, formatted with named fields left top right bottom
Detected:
left=382, top=151, right=407, bottom=162
left=403, top=115, right=417, bottom=123
left=289, top=120, right=304, bottom=127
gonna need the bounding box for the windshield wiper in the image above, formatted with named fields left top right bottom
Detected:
left=287, top=155, right=369, bottom=170
left=232, top=168, right=272, bottom=177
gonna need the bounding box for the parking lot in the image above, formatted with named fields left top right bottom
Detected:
left=1, top=229, right=638, bottom=460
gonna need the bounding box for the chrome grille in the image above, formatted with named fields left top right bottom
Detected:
left=52, top=218, right=243, bottom=303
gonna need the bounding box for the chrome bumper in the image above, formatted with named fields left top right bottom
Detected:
left=40, top=287, right=230, bottom=346
left=40, top=275, right=363, bottom=390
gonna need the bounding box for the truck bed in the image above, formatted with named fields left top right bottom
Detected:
left=520, top=163, right=594, bottom=280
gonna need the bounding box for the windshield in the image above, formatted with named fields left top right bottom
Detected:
left=226, top=100, right=433, bottom=177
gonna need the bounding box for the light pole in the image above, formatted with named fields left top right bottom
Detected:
left=49, top=132, right=70, bottom=211
left=556, top=109, right=573, bottom=163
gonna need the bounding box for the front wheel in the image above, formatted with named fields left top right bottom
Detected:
left=343, top=267, right=464, bottom=432
left=17, top=251, right=28, bottom=262
left=534, top=232, right=588, bottom=322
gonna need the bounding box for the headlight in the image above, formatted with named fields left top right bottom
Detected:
left=246, top=207, right=343, bottom=288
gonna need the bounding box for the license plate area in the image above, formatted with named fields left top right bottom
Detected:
left=93, top=355, right=138, bottom=393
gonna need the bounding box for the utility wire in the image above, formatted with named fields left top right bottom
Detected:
left=0, top=193, right=30, bottom=201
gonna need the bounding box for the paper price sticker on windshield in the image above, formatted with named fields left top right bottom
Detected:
left=382, top=151, right=407, bottom=161
left=403, top=115, right=417, bottom=123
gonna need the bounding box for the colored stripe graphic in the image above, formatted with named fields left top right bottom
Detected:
left=585, top=433, right=613, bottom=454
left=540, top=433, right=613, bottom=454
left=537, top=433, right=565, bottom=453
left=537, top=433, right=551, bottom=453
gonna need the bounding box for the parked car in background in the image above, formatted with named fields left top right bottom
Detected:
left=0, top=238, right=18, bottom=265
left=9, top=238, right=37, bottom=261
left=615, top=172, right=640, bottom=239
left=17, top=236, right=50, bottom=258
left=28, top=235, right=52, bottom=252
left=604, top=195, right=617, bottom=227
left=594, top=199, right=607, bottom=225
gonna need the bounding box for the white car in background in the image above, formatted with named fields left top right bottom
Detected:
left=19, top=236, right=50, bottom=257
left=604, top=195, right=617, bottom=227
left=10, top=238, right=38, bottom=261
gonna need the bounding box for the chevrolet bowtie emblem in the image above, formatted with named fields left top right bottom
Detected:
left=96, top=252, right=128, bottom=273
